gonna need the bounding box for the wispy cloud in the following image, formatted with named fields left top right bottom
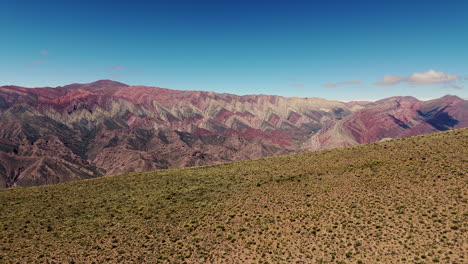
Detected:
left=375, top=69, right=459, bottom=86
left=374, top=75, right=404, bottom=86
left=448, top=84, right=463, bottom=90
left=26, top=50, right=49, bottom=66
left=110, top=73, right=122, bottom=78
left=27, top=60, right=45, bottom=66
left=107, top=65, right=125, bottom=71
left=324, top=80, right=361, bottom=88
left=286, top=77, right=305, bottom=88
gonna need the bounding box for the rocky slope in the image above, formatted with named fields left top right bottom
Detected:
left=305, top=95, right=468, bottom=150
left=1, top=128, right=466, bottom=263
left=0, top=80, right=466, bottom=187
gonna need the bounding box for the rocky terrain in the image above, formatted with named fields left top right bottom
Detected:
left=0, top=80, right=466, bottom=187
left=306, top=95, right=468, bottom=150
left=1, top=128, right=466, bottom=263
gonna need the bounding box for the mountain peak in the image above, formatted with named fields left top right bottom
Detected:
left=440, top=94, right=463, bottom=100
left=62, top=80, right=128, bottom=92
left=89, top=79, right=128, bottom=86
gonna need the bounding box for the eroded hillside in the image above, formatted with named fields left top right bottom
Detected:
left=1, top=80, right=467, bottom=187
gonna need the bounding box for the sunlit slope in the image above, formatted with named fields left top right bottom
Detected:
left=1, top=128, right=467, bottom=263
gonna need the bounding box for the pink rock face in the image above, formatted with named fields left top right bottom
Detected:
left=268, top=114, right=281, bottom=126
left=287, top=112, right=302, bottom=124
left=0, top=80, right=466, bottom=187
left=214, top=108, right=235, bottom=123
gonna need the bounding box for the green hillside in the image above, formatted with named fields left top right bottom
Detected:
left=1, top=129, right=467, bottom=263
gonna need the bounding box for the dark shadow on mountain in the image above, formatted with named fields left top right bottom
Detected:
left=426, top=112, right=459, bottom=131
left=388, top=114, right=410, bottom=129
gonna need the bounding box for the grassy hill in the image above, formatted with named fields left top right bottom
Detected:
left=1, top=129, right=467, bottom=263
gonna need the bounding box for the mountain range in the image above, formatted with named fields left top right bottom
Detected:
left=1, top=80, right=466, bottom=187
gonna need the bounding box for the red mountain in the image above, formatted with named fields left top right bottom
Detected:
left=0, top=80, right=466, bottom=187
left=305, top=95, right=468, bottom=150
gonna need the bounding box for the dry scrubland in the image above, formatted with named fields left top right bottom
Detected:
left=1, top=129, right=467, bottom=263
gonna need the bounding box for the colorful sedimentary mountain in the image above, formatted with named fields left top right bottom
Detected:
left=0, top=80, right=466, bottom=187
left=305, top=95, right=468, bottom=150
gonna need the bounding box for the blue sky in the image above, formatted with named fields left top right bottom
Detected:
left=1, top=0, right=467, bottom=101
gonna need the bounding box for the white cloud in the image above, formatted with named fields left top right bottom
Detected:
left=407, top=70, right=459, bottom=84
left=375, top=69, right=459, bottom=86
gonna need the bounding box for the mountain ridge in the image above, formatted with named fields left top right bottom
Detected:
left=0, top=80, right=466, bottom=187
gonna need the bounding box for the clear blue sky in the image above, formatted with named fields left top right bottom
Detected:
left=1, top=0, right=467, bottom=101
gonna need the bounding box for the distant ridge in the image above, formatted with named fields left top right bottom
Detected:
left=0, top=80, right=467, bottom=187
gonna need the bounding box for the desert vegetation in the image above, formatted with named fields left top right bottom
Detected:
left=1, top=128, right=467, bottom=263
